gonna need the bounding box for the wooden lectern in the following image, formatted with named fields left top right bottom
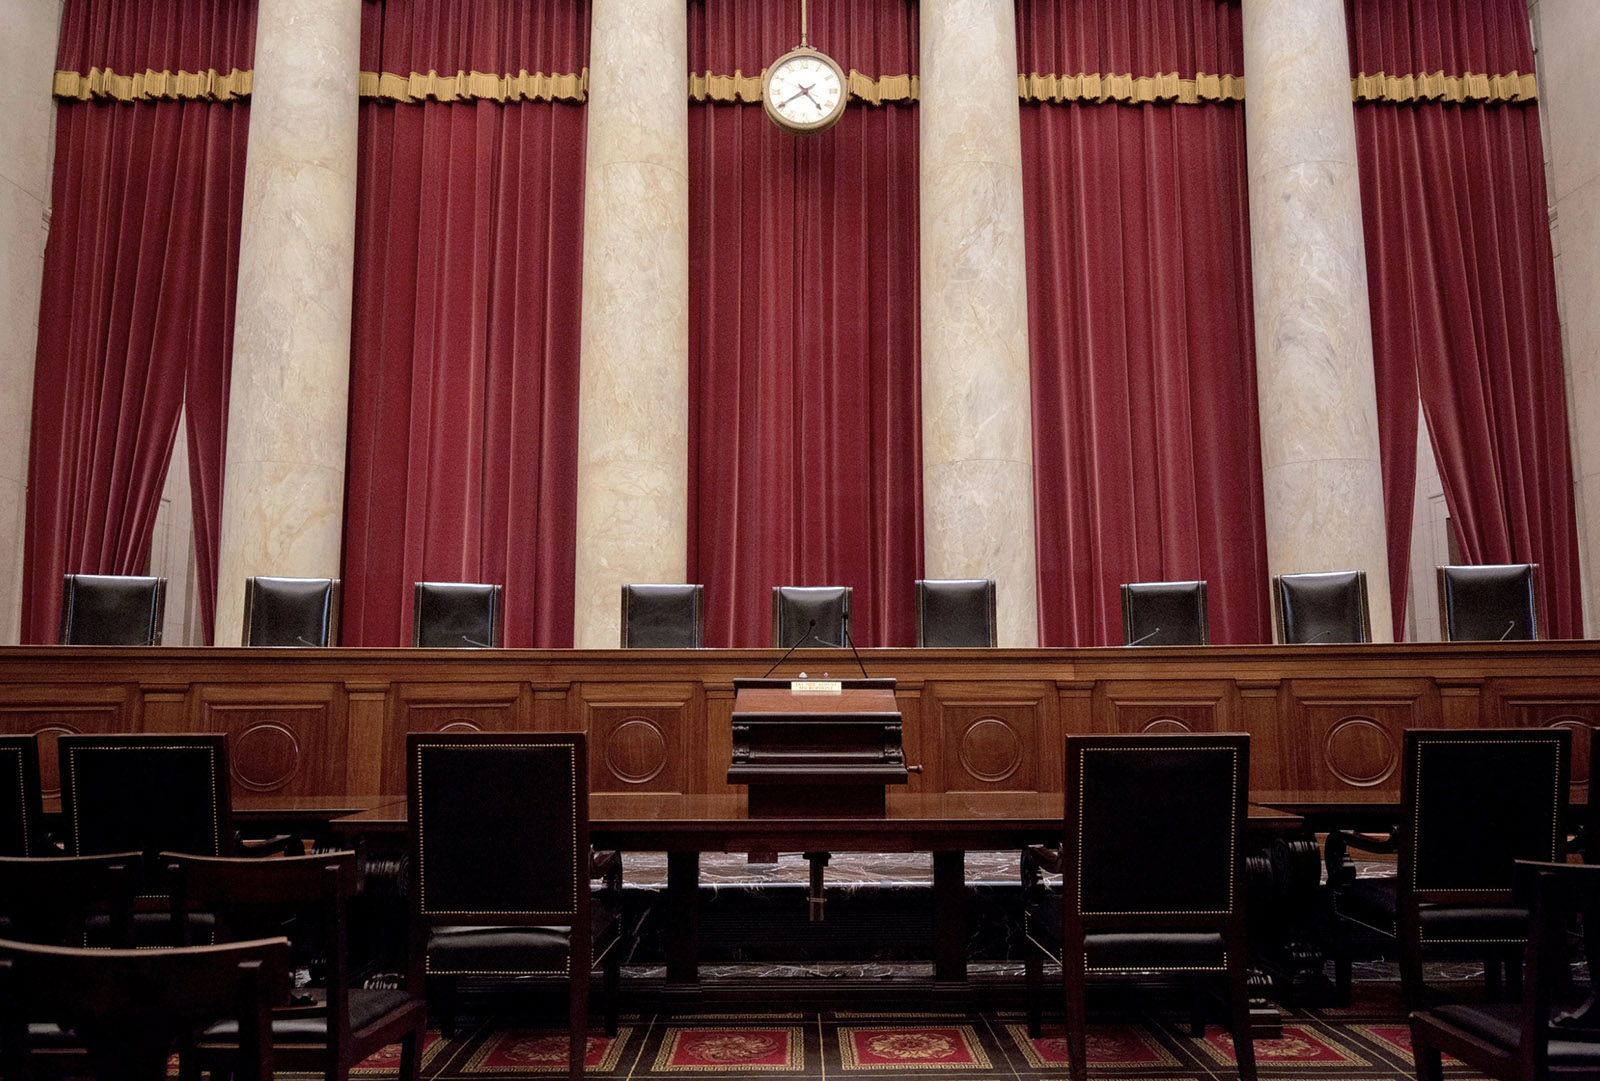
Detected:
left=728, top=678, right=911, bottom=817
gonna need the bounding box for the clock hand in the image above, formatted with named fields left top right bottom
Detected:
left=780, top=84, right=814, bottom=107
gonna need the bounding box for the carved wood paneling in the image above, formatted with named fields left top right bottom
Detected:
left=924, top=682, right=1059, bottom=794
left=1480, top=679, right=1600, bottom=800
left=1095, top=681, right=1236, bottom=736
left=575, top=683, right=703, bottom=794
left=385, top=683, right=531, bottom=792
left=0, top=685, right=136, bottom=795
left=192, top=684, right=347, bottom=799
left=1278, top=679, right=1436, bottom=792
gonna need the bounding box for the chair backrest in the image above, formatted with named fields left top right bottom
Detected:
left=58, top=734, right=231, bottom=867
left=915, top=579, right=997, bottom=648
left=1119, top=581, right=1208, bottom=646
left=1511, top=860, right=1600, bottom=1051
left=58, top=574, right=167, bottom=645
left=771, top=586, right=852, bottom=648
left=0, top=852, right=143, bottom=946
left=1399, top=728, right=1570, bottom=903
left=0, top=735, right=44, bottom=857
left=242, top=577, right=340, bottom=647
left=413, top=582, right=503, bottom=648
left=0, top=936, right=287, bottom=1081
left=406, top=733, right=588, bottom=945
left=1064, top=733, right=1248, bottom=929
left=1438, top=564, right=1541, bottom=641
left=1272, top=570, right=1371, bottom=644
left=620, top=583, right=705, bottom=648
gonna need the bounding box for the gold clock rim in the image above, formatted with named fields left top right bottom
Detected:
left=761, top=45, right=849, bottom=135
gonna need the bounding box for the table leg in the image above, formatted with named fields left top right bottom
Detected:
left=932, top=850, right=967, bottom=986
left=665, top=851, right=700, bottom=994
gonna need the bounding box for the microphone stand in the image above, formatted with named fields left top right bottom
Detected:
left=762, top=619, right=817, bottom=678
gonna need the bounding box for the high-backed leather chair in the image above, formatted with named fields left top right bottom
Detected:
left=1119, top=580, right=1208, bottom=646
left=412, top=582, right=503, bottom=648
left=621, top=583, right=704, bottom=648
left=772, top=586, right=852, bottom=648
left=1438, top=563, right=1541, bottom=641
left=1023, top=734, right=1255, bottom=1081
left=242, top=576, right=339, bottom=647
left=1272, top=570, right=1371, bottom=644
left=58, top=574, right=166, bottom=645
left=0, top=735, right=45, bottom=857
left=1329, top=727, right=1570, bottom=1010
left=0, top=936, right=288, bottom=1081
left=915, top=578, right=996, bottom=647
left=407, top=733, right=622, bottom=1080
left=58, top=734, right=230, bottom=868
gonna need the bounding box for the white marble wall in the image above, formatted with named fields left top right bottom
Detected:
left=1242, top=0, right=1395, bottom=640
left=1534, top=0, right=1600, bottom=634
left=214, top=0, right=360, bottom=644
left=572, top=0, right=690, bottom=648
left=919, top=0, right=1039, bottom=647
left=0, top=0, right=61, bottom=643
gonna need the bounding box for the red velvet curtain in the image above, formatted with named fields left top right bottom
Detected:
left=688, top=0, right=922, bottom=648
left=24, top=0, right=254, bottom=644
left=342, top=0, right=587, bottom=647
left=1018, top=0, right=1268, bottom=645
left=1350, top=0, right=1582, bottom=639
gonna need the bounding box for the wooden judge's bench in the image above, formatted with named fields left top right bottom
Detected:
left=0, top=640, right=1594, bottom=802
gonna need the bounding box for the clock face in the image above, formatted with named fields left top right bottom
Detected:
left=762, top=48, right=847, bottom=134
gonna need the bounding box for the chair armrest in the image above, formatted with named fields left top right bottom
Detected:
left=233, top=832, right=300, bottom=858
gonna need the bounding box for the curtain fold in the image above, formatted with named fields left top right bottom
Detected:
left=1350, top=0, right=1581, bottom=639
left=23, top=0, right=253, bottom=644
left=687, top=0, right=922, bottom=647
left=1018, top=0, right=1268, bottom=645
left=341, top=0, right=587, bottom=647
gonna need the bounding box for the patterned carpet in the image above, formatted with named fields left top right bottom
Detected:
left=328, top=983, right=1448, bottom=1080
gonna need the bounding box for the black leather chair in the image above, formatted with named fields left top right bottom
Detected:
left=0, top=734, right=45, bottom=857
left=413, top=582, right=503, bottom=648
left=915, top=578, right=996, bottom=647
left=772, top=586, right=852, bottom=648
left=0, top=852, right=142, bottom=947
left=0, top=936, right=288, bottom=1081
left=1410, top=859, right=1600, bottom=1081
left=407, top=733, right=622, bottom=1080
left=58, top=574, right=166, bottom=645
left=1023, top=733, right=1255, bottom=1081
left=620, top=583, right=704, bottom=648
left=1272, top=570, right=1371, bottom=644
left=1329, top=727, right=1571, bottom=1010
left=1439, top=564, right=1541, bottom=641
left=1119, top=580, right=1208, bottom=646
left=58, top=734, right=231, bottom=867
left=242, top=576, right=340, bottom=647
left=168, top=851, right=426, bottom=1081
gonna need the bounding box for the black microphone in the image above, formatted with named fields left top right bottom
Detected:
left=295, top=635, right=320, bottom=647
left=461, top=634, right=490, bottom=648
left=1301, top=628, right=1334, bottom=644
left=1125, top=626, right=1162, bottom=647
left=762, top=619, right=816, bottom=678
left=1499, top=619, right=1517, bottom=641
left=841, top=619, right=870, bottom=681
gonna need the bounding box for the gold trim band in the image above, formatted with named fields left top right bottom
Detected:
left=1352, top=70, right=1537, bottom=103
left=690, top=69, right=918, bottom=104
left=358, top=68, right=587, bottom=103
left=53, top=67, right=252, bottom=102
left=1019, top=71, right=1244, bottom=104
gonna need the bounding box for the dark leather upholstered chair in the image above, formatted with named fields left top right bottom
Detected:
left=1119, top=580, right=1208, bottom=646
left=242, top=576, right=339, bottom=646
left=168, top=850, right=427, bottom=1081
left=0, top=852, right=142, bottom=947
left=915, top=578, right=997, bottom=647
left=0, top=936, right=288, bottom=1081
left=413, top=581, right=503, bottom=648
left=1439, top=563, right=1541, bottom=641
left=621, top=583, right=704, bottom=647
left=0, top=735, right=45, bottom=857
left=1272, top=570, right=1371, bottom=644
left=407, top=733, right=622, bottom=1080
left=1330, top=727, right=1570, bottom=1010
left=58, top=734, right=231, bottom=867
left=1023, top=734, right=1255, bottom=1081
left=1410, top=859, right=1600, bottom=1081
left=772, top=585, right=852, bottom=648
left=58, top=574, right=166, bottom=645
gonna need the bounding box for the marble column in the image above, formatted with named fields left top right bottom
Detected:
left=214, top=0, right=360, bottom=645
left=0, top=0, right=59, bottom=642
left=918, top=0, right=1039, bottom=647
left=572, top=0, right=690, bottom=648
left=1243, top=0, right=1394, bottom=640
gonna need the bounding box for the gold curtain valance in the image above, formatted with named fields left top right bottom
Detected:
left=357, top=68, right=588, bottom=104
left=689, top=70, right=918, bottom=104
left=53, top=67, right=252, bottom=102
left=1351, top=70, right=1537, bottom=103
left=1019, top=71, right=1244, bottom=104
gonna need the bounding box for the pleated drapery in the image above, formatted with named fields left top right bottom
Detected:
left=1018, top=0, right=1269, bottom=646
left=1349, top=0, right=1582, bottom=639
left=687, top=0, right=923, bottom=648
left=342, top=0, right=588, bottom=647
left=23, top=0, right=254, bottom=644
